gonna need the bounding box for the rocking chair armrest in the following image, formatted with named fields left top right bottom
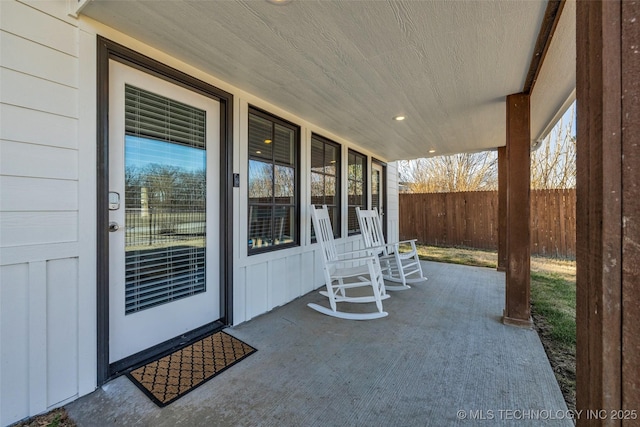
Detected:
left=335, top=245, right=387, bottom=258
left=326, top=254, right=378, bottom=266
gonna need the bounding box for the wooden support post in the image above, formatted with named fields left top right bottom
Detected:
left=576, top=0, right=640, bottom=423
left=497, top=146, right=507, bottom=272
left=502, top=93, right=532, bottom=328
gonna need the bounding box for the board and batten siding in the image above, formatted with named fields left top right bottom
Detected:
left=0, top=1, right=90, bottom=425
left=0, top=1, right=400, bottom=424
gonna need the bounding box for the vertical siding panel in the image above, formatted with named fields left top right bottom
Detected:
left=303, top=253, right=314, bottom=295
left=46, top=258, right=78, bottom=406
left=28, top=261, right=47, bottom=415
left=0, top=263, right=29, bottom=426
left=245, top=263, right=268, bottom=320
left=77, top=28, right=97, bottom=396
left=286, top=254, right=302, bottom=301
left=270, top=258, right=287, bottom=308
left=312, top=248, right=324, bottom=292
left=234, top=267, right=247, bottom=325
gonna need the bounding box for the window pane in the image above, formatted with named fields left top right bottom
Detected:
left=372, top=169, right=380, bottom=210
left=274, top=206, right=295, bottom=245
left=325, top=144, right=338, bottom=175
left=310, top=139, right=324, bottom=173
left=274, top=165, right=294, bottom=204
left=348, top=150, right=366, bottom=234
left=248, top=206, right=272, bottom=250
left=310, top=172, right=324, bottom=200
left=249, top=160, right=273, bottom=201
left=328, top=206, right=339, bottom=232
left=274, top=124, right=294, bottom=165
left=325, top=175, right=336, bottom=198
left=347, top=206, right=359, bottom=234
left=249, top=114, right=273, bottom=161
left=310, top=135, right=341, bottom=240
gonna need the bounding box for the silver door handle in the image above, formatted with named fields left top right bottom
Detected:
left=109, top=222, right=120, bottom=232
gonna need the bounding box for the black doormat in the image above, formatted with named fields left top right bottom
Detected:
left=126, top=331, right=257, bottom=407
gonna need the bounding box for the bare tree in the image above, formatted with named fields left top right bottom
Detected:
left=531, top=105, right=576, bottom=189
left=399, top=151, right=498, bottom=193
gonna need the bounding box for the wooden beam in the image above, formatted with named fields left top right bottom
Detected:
left=503, top=93, right=532, bottom=328
left=523, top=0, right=565, bottom=94
left=620, top=0, right=640, bottom=414
left=576, top=0, right=640, bottom=423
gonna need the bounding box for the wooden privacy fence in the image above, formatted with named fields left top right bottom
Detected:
left=399, top=189, right=576, bottom=258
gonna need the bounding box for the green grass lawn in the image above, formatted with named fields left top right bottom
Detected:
left=415, top=244, right=577, bottom=411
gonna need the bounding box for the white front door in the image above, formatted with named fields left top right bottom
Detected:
left=108, top=60, right=220, bottom=363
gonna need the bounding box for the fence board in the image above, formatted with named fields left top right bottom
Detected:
left=399, top=189, right=576, bottom=258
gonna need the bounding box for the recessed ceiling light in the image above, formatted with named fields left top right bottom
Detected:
left=264, top=139, right=272, bottom=144
left=256, top=150, right=262, bottom=154
left=393, top=115, right=406, bottom=121
left=429, top=149, right=436, bottom=154
left=330, top=160, right=336, bottom=164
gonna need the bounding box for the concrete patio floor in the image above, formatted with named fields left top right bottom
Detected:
left=66, top=261, right=572, bottom=426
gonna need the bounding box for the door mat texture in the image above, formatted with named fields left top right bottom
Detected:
left=126, top=331, right=257, bottom=407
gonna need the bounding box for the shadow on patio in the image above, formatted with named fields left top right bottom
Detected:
left=66, top=261, right=571, bottom=426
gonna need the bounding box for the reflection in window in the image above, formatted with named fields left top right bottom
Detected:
left=123, top=84, right=207, bottom=313
left=248, top=108, right=299, bottom=253
left=348, top=149, right=367, bottom=234
left=372, top=167, right=380, bottom=212
left=310, top=134, right=341, bottom=239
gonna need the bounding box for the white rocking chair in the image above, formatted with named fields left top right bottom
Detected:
left=356, top=207, right=426, bottom=291
left=308, top=205, right=389, bottom=320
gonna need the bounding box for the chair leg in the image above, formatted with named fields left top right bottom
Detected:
left=367, top=261, right=385, bottom=314
left=414, top=252, right=425, bottom=279
left=324, top=270, right=338, bottom=312
left=338, top=277, right=347, bottom=298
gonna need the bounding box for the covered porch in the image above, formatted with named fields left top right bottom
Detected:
left=65, top=261, right=571, bottom=426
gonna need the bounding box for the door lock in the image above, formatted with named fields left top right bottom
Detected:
left=109, top=222, right=120, bottom=232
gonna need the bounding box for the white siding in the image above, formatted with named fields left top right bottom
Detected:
left=46, top=258, right=79, bottom=406
left=0, top=263, right=30, bottom=424
left=0, top=1, right=82, bottom=425
left=0, top=1, right=401, bottom=423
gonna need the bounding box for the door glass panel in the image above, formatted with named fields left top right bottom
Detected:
left=124, top=85, right=207, bottom=314
left=372, top=169, right=380, bottom=211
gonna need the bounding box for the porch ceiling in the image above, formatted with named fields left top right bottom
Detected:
left=81, top=0, right=574, bottom=161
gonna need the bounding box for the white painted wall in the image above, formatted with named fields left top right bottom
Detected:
left=0, top=1, right=400, bottom=424
left=0, top=2, right=87, bottom=424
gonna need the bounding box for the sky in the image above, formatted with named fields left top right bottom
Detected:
left=125, top=135, right=205, bottom=172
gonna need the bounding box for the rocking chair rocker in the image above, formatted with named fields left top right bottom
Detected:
left=356, top=207, right=426, bottom=291
left=308, top=205, right=389, bottom=320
